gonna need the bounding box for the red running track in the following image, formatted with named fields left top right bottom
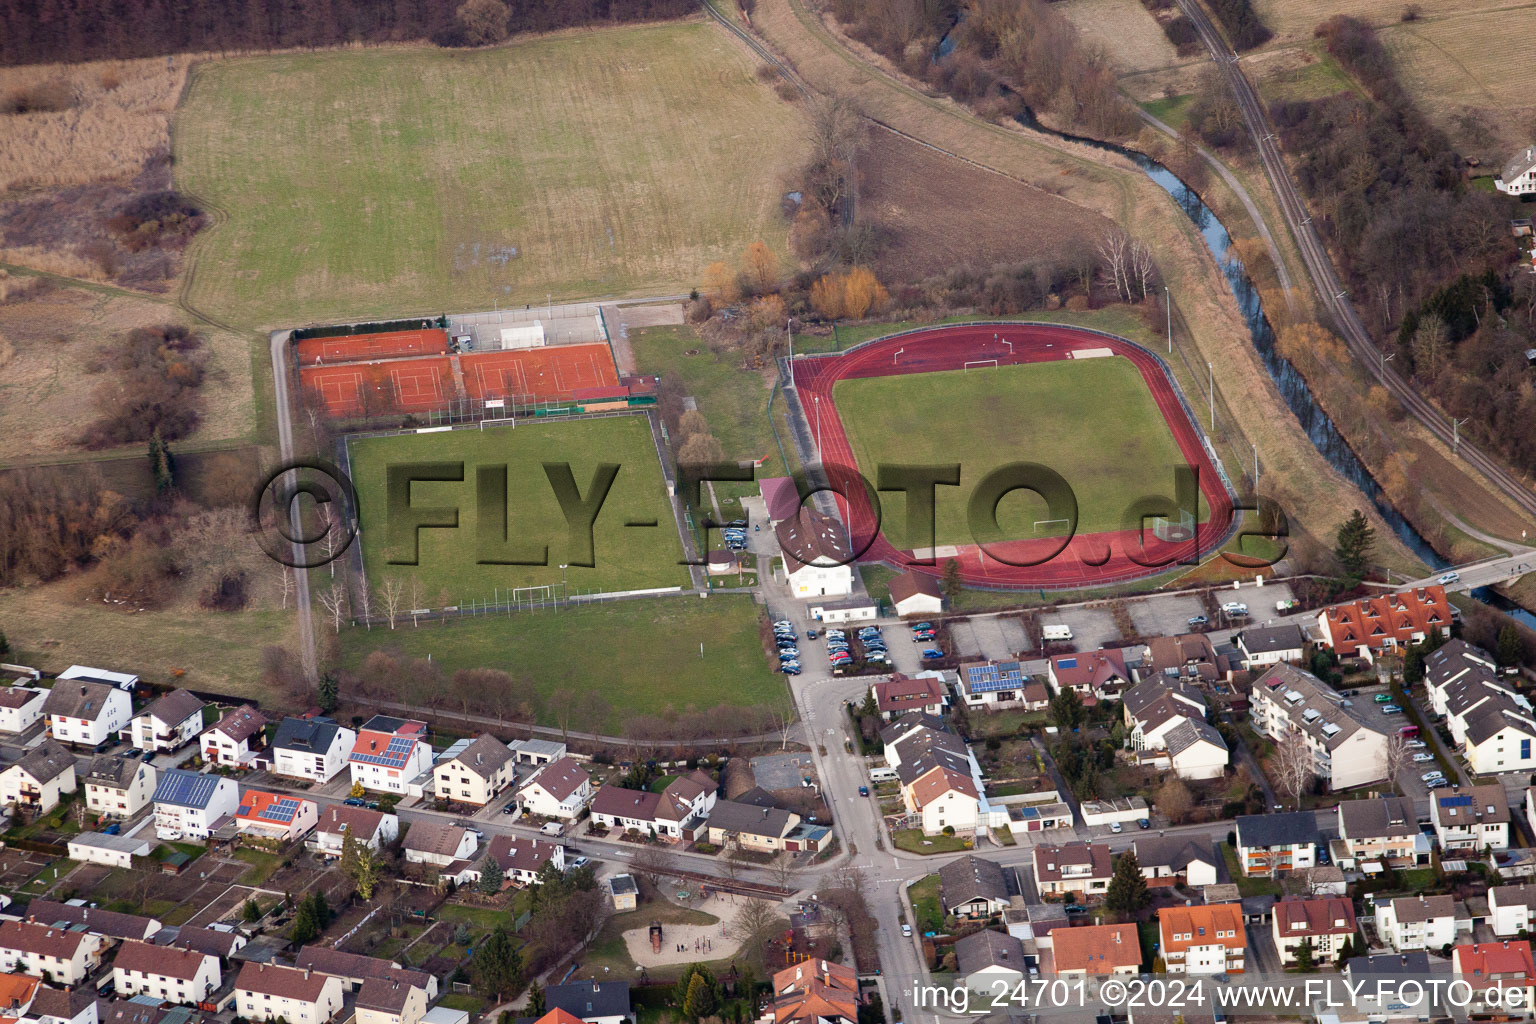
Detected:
left=789, top=323, right=1237, bottom=589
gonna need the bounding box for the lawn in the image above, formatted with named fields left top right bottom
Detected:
left=348, top=416, right=686, bottom=603
left=833, top=358, right=1209, bottom=548
left=339, top=594, right=787, bottom=731
left=891, top=829, right=972, bottom=855
left=1218, top=842, right=1282, bottom=898
left=173, top=24, right=807, bottom=328
left=907, top=873, right=945, bottom=934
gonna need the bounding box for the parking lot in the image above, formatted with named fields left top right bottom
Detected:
left=1041, top=606, right=1121, bottom=652
left=1126, top=593, right=1208, bottom=638
left=948, top=616, right=1029, bottom=661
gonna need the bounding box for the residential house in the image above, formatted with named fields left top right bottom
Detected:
left=82, top=755, right=156, bottom=820
left=128, top=689, right=206, bottom=753
left=270, top=717, right=355, bottom=784
left=1316, top=586, right=1453, bottom=662
left=1134, top=834, right=1218, bottom=888
left=1046, top=649, right=1130, bottom=701
left=402, top=822, right=476, bottom=868
left=1273, top=897, right=1357, bottom=964
left=954, top=930, right=1027, bottom=993
left=1431, top=784, right=1511, bottom=852
left=1377, top=894, right=1456, bottom=953
left=518, top=757, right=593, bottom=820
left=1462, top=699, right=1536, bottom=775
left=1235, top=624, right=1307, bottom=670
left=879, top=713, right=947, bottom=767
left=0, top=922, right=104, bottom=985
left=545, top=980, right=631, bottom=1024
left=26, top=900, right=159, bottom=941
left=1452, top=941, right=1536, bottom=1017
left=1032, top=842, right=1113, bottom=899
left=306, top=806, right=399, bottom=858
left=152, top=769, right=239, bottom=841
left=1441, top=673, right=1529, bottom=748
left=41, top=680, right=131, bottom=749
left=1426, top=640, right=1503, bottom=717
left=481, top=834, right=564, bottom=886
left=348, top=717, right=432, bottom=795
left=871, top=674, right=948, bottom=720
left=956, top=661, right=1050, bottom=712
left=1338, top=797, right=1425, bottom=868
left=292, top=947, right=436, bottom=998
left=0, top=740, right=76, bottom=815
left=1136, top=633, right=1227, bottom=686
left=235, top=962, right=344, bottom=1024
left=1162, top=718, right=1229, bottom=782
left=1051, top=923, right=1139, bottom=975
left=31, top=985, right=99, bottom=1024
left=901, top=755, right=980, bottom=837
left=56, top=665, right=137, bottom=690
left=1234, top=812, right=1319, bottom=876
left=589, top=771, right=716, bottom=840
left=1249, top=663, right=1392, bottom=790
left=159, top=925, right=248, bottom=961
left=111, top=940, right=219, bottom=1006
left=202, top=706, right=266, bottom=768
left=234, top=790, right=319, bottom=842
left=1342, top=952, right=1439, bottom=1021
left=888, top=571, right=944, bottom=617
left=356, top=977, right=429, bottom=1024
left=1497, top=146, right=1536, bottom=195
left=1160, top=903, right=1245, bottom=975
left=1123, top=680, right=1208, bottom=751
left=433, top=734, right=515, bottom=807
left=706, top=800, right=801, bottom=852
left=776, top=506, right=853, bottom=599
left=769, top=959, right=857, bottom=1024
left=1490, top=884, right=1536, bottom=937
left=0, top=973, right=38, bottom=1017
left=0, top=687, right=47, bottom=734
left=939, top=855, right=1010, bottom=919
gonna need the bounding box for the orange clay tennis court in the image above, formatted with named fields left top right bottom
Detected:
left=295, top=328, right=449, bottom=367
left=461, top=343, right=619, bottom=402
left=301, top=357, right=454, bottom=416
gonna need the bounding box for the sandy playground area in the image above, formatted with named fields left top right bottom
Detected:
left=621, top=888, right=766, bottom=968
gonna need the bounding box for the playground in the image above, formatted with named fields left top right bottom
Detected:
left=620, top=888, right=750, bottom=968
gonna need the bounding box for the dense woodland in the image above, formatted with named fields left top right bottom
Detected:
left=0, top=0, right=694, bottom=65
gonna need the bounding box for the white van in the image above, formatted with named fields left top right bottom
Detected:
left=1042, top=625, right=1074, bottom=642
left=1221, top=602, right=1249, bottom=615
left=540, top=821, right=564, bottom=837
left=868, top=766, right=898, bottom=783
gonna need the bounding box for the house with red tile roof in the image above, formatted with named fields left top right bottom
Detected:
left=770, top=960, right=858, bottom=1024
left=1046, top=649, right=1130, bottom=701
left=1317, top=586, right=1453, bottom=662
left=480, top=834, right=565, bottom=886
left=589, top=771, right=716, bottom=841
left=871, top=674, right=948, bottom=720
left=0, top=921, right=104, bottom=985
left=235, top=790, right=319, bottom=842
left=1051, top=923, right=1140, bottom=975
left=1453, top=941, right=1536, bottom=1015
left=348, top=717, right=432, bottom=795
left=202, top=705, right=266, bottom=768
left=1160, top=903, right=1245, bottom=975
left=306, top=805, right=400, bottom=858
left=1273, top=897, right=1358, bottom=965
left=518, top=757, right=593, bottom=820
left=112, top=940, right=220, bottom=1006
left=235, top=962, right=344, bottom=1024
left=1032, top=843, right=1112, bottom=900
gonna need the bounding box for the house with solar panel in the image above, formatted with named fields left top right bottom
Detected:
left=957, top=660, right=1050, bottom=712
left=129, top=689, right=208, bottom=753
left=153, top=769, right=239, bottom=841
left=1045, top=649, right=1131, bottom=701
left=1431, top=784, right=1510, bottom=852
left=202, top=705, right=266, bottom=769
left=349, top=717, right=433, bottom=795
left=41, top=679, right=132, bottom=749
left=270, top=717, right=355, bottom=784
left=235, top=790, right=319, bottom=842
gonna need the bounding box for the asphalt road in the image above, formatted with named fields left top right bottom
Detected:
left=1172, top=0, right=1536, bottom=525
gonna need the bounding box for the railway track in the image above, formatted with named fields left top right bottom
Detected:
left=1174, top=0, right=1536, bottom=524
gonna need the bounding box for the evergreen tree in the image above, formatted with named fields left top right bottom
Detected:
left=1049, top=689, right=1084, bottom=731
left=1293, top=938, right=1315, bottom=970
left=148, top=430, right=175, bottom=494
left=1498, top=624, right=1523, bottom=668
left=242, top=898, right=263, bottom=923
left=471, top=928, right=523, bottom=1000
left=683, top=972, right=719, bottom=1021
left=1104, top=851, right=1149, bottom=915
left=941, top=558, right=962, bottom=602
left=317, top=671, right=339, bottom=713
left=1334, top=509, right=1375, bottom=578
left=0, top=631, right=8, bottom=658
left=478, top=856, right=505, bottom=895
left=527, top=983, right=545, bottom=1016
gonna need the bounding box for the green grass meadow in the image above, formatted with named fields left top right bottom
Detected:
left=339, top=595, right=786, bottom=729
left=832, top=357, right=1207, bottom=549
left=348, top=416, right=686, bottom=603
left=173, top=24, right=808, bottom=327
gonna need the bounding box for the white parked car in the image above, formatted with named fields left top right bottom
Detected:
left=1412, top=753, right=1435, bottom=763
left=1421, top=770, right=1444, bottom=782
left=1438, top=571, right=1460, bottom=585
left=1110, top=821, right=1123, bottom=833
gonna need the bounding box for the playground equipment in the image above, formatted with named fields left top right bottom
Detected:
left=650, top=921, right=663, bottom=954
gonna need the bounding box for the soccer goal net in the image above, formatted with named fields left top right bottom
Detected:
left=1150, top=508, right=1196, bottom=543
left=963, top=359, right=999, bottom=372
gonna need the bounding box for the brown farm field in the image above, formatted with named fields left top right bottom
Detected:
left=858, top=129, right=1115, bottom=282
left=1055, top=0, right=1181, bottom=74
left=1248, top=0, right=1501, bottom=45
left=0, top=278, right=257, bottom=460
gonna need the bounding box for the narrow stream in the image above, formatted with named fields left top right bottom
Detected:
left=1009, top=107, right=1536, bottom=628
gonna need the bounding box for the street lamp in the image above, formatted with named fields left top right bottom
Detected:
left=1165, top=285, right=1171, bottom=354
left=814, top=395, right=822, bottom=454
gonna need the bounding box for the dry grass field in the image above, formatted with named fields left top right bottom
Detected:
left=858, top=129, right=1115, bottom=281
left=0, top=276, right=255, bottom=459
left=1055, top=0, right=1180, bottom=74
left=1249, top=0, right=1498, bottom=44
left=0, top=56, right=191, bottom=192
left=173, top=23, right=810, bottom=328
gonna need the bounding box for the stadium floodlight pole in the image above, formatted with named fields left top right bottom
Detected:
left=1165, top=286, right=1171, bottom=353
left=787, top=318, right=794, bottom=387
left=1252, top=442, right=1258, bottom=486
left=1207, top=361, right=1214, bottom=430
left=814, top=394, right=822, bottom=455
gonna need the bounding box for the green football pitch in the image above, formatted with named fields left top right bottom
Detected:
left=348, top=416, right=686, bottom=604
left=831, top=358, right=1208, bottom=550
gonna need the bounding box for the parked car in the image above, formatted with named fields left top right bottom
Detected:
left=1428, top=777, right=1452, bottom=789
left=781, top=665, right=801, bottom=675
left=569, top=856, right=590, bottom=870
left=1438, top=571, right=1461, bottom=585
left=102, top=823, right=121, bottom=835
left=806, top=629, right=818, bottom=640
left=1412, top=753, right=1435, bottom=763
left=1406, top=740, right=1427, bottom=749
left=1137, top=818, right=1150, bottom=829
left=921, top=648, right=944, bottom=660
left=343, top=797, right=368, bottom=807
left=859, top=785, right=869, bottom=797
left=1110, top=821, right=1123, bottom=833
left=901, top=924, right=912, bottom=937
left=1380, top=704, right=1403, bottom=714
left=1421, top=770, right=1444, bottom=782
left=1373, top=693, right=1394, bottom=703
left=1064, top=904, right=1088, bottom=916
left=503, top=801, right=518, bottom=814
left=911, top=622, right=933, bottom=631
left=1187, top=615, right=1208, bottom=627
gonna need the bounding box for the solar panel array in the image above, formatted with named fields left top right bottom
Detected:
left=352, top=734, right=416, bottom=768
left=154, top=769, right=221, bottom=808
left=261, top=797, right=303, bottom=823
left=965, top=661, right=1026, bottom=694
left=1057, top=657, right=1078, bottom=669
left=1440, top=794, right=1472, bottom=809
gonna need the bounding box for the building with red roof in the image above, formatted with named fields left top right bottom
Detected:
left=348, top=716, right=432, bottom=795
left=1317, top=586, right=1453, bottom=662
left=1453, top=940, right=1536, bottom=1014
left=870, top=674, right=948, bottom=719
left=1051, top=923, right=1140, bottom=975
left=235, top=790, right=319, bottom=841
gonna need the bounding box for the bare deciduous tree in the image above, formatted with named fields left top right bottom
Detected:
left=631, top=846, right=677, bottom=888
left=317, top=578, right=349, bottom=635
left=279, top=567, right=295, bottom=610
left=408, top=575, right=423, bottom=627
left=1273, top=728, right=1317, bottom=810
left=380, top=577, right=403, bottom=630
left=1380, top=732, right=1412, bottom=795
left=1129, top=239, right=1156, bottom=300
left=1097, top=230, right=1131, bottom=302
left=355, top=571, right=372, bottom=630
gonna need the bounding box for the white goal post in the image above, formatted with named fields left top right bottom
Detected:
left=1033, top=517, right=1072, bottom=535
left=963, top=359, right=999, bottom=371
